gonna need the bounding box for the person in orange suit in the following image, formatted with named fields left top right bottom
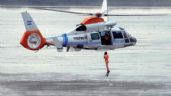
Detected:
left=104, top=51, right=110, bottom=77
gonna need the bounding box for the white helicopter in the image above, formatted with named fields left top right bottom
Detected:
left=22, top=0, right=164, bottom=52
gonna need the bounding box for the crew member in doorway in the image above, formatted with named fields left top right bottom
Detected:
left=104, top=51, right=110, bottom=77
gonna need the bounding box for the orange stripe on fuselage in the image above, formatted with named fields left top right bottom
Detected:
left=81, top=16, right=104, bottom=25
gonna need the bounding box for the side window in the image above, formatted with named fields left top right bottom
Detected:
left=91, top=33, right=100, bottom=40
left=76, top=25, right=87, bottom=31
left=113, top=31, right=123, bottom=39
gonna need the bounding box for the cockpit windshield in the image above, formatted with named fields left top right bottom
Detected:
left=75, top=24, right=87, bottom=31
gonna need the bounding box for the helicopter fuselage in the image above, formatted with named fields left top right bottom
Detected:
left=20, top=12, right=137, bottom=52
left=46, top=22, right=137, bottom=52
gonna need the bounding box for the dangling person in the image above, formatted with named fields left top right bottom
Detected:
left=104, top=51, right=110, bottom=77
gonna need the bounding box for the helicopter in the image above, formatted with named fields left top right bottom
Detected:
left=21, top=0, right=165, bottom=52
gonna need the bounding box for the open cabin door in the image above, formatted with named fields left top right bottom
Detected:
left=100, top=31, right=112, bottom=45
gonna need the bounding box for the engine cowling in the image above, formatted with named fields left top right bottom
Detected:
left=20, top=30, right=46, bottom=50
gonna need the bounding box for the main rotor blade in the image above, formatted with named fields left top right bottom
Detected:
left=34, top=8, right=169, bottom=17
left=104, top=14, right=168, bottom=16
left=37, top=8, right=93, bottom=15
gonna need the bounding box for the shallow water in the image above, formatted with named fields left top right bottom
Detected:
left=0, top=8, right=171, bottom=96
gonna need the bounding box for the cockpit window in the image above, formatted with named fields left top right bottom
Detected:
left=76, top=24, right=87, bottom=31
left=91, top=33, right=100, bottom=40
left=112, top=31, right=123, bottom=39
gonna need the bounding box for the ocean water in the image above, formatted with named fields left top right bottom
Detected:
left=0, top=8, right=171, bottom=96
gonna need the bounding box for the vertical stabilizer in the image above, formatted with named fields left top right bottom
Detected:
left=21, top=12, right=38, bottom=31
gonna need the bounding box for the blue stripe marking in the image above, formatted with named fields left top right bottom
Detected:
left=62, top=34, right=68, bottom=47
left=27, top=21, right=32, bottom=25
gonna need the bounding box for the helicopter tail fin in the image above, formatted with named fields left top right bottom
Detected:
left=20, top=12, right=46, bottom=51
left=21, top=11, right=38, bottom=31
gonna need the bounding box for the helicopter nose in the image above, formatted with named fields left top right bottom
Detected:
left=130, top=37, right=137, bottom=45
